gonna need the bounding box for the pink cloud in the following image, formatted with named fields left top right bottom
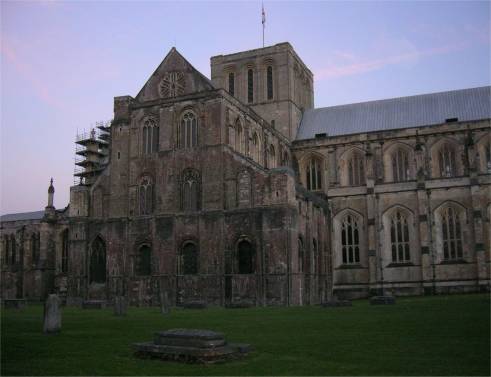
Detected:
left=315, top=41, right=470, bottom=81
left=1, top=36, right=65, bottom=108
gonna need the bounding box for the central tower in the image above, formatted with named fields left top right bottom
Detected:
left=210, top=42, right=313, bottom=141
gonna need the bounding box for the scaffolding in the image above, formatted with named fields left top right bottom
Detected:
left=73, top=121, right=112, bottom=185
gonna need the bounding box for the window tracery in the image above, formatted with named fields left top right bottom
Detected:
left=306, top=157, right=322, bottom=190
left=348, top=151, right=365, bottom=186
left=181, top=169, right=200, bottom=212
left=142, top=118, right=159, bottom=155
left=341, top=214, right=360, bottom=264
left=179, top=111, right=198, bottom=149
left=390, top=211, right=411, bottom=263
left=139, top=176, right=153, bottom=215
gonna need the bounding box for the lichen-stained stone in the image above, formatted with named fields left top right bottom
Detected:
left=43, top=294, right=61, bottom=334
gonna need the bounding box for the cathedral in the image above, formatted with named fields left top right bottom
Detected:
left=1, top=43, right=490, bottom=306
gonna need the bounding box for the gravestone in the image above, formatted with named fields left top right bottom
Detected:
left=3, top=299, right=27, bottom=309
left=183, top=300, right=207, bottom=309
left=43, top=294, right=61, bottom=334
left=114, top=296, right=127, bottom=316
left=82, top=300, right=106, bottom=309
left=321, top=297, right=352, bottom=307
left=159, top=291, right=170, bottom=315
left=370, top=295, right=396, bottom=305
left=133, top=328, right=252, bottom=363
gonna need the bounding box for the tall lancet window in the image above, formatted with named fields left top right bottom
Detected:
left=142, top=118, right=159, bottom=155
left=228, top=72, right=235, bottom=96
left=348, top=152, right=365, bottom=186
left=267, top=66, right=274, bottom=100
left=139, top=176, right=153, bottom=215
left=31, top=233, right=40, bottom=264
left=179, top=111, right=198, bottom=149
left=306, top=157, right=322, bottom=190
left=438, top=144, right=457, bottom=177
left=182, top=169, right=200, bottom=212
left=390, top=211, right=410, bottom=263
left=341, top=214, right=360, bottom=264
left=441, top=206, right=463, bottom=260
left=392, top=148, right=410, bottom=182
left=247, top=69, right=254, bottom=103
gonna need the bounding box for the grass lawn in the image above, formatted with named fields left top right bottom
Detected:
left=1, top=294, right=490, bottom=376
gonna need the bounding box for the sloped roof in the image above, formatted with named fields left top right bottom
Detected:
left=0, top=210, right=45, bottom=222
left=296, top=86, right=491, bottom=140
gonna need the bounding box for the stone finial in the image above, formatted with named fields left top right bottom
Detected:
left=47, top=178, right=55, bottom=209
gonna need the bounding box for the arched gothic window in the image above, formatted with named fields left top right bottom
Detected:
left=438, top=144, right=457, bottom=177
left=61, top=229, right=69, bottom=273
left=139, top=176, right=153, bottom=215
left=247, top=69, right=254, bottom=103
left=268, top=144, right=276, bottom=168
left=298, top=237, right=304, bottom=272
left=142, top=118, right=159, bottom=155
left=182, top=169, right=200, bottom=212
left=341, top=214, right=360, bottom=264
left=136, top=244, right=151, bottom=276
left=251, top=132, right=261, bottom=163
left=441, top=206, right=463, bottom=260
left=179, top=111, right=198, bottom=149
left=267, top=66, right=273, bottom=100
left=348, top=152, right=365, bottom=186
left=235, top=120, right=245, bottom=153
left=90, top=236, right=106, bottom=283
left=306, top=157, right=322, bottom=190
left=228, top=72, right=235, bottom=96
left=180, top=242, right=198, bottom=275
left=2, top=236, right=7, bottom=265
left=390, top=211, right=410, bottom=263
left=31, top=233, right=40, bottom=264
left=392, top=148, right=410, bottom=182
left=237, top=239, right=255, bottom=274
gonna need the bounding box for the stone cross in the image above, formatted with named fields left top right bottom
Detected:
left=43, top=294, right=61, bottom=334
left=113, top=296, right=127, bottom=316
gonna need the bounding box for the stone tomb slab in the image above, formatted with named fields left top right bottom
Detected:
left=82, top=300, right=106, bottom=309
left=370, top=296, right=396, bottom=305
left=182, top=300, right=207, bottom=309
left=2, top=299, right=27, bottom=309
left=133, top=328, right=251, bottom=364
left=321, top=299, right=352, bottom=308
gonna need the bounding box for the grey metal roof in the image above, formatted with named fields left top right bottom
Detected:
left=0, top=210, right=45, bottom=222
left=296, top=86, right=491, bottom=140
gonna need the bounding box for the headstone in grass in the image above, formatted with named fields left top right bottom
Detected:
left=43, top=294, right=61, bottom=334
left=114, top=296, right=127, bottom=316
left=370, top=295, right=396, bottom=305
left=159, top=291, right=170, bottom=315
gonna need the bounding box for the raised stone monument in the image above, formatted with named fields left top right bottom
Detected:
left=114, top=296, right=127, bottom=316
left=43, top=294, right=61, bottom=334
left=133, top=328, right=251, bottom=363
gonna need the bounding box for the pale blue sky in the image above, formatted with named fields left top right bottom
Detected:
left=1, top=0, right=490, bottom=214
